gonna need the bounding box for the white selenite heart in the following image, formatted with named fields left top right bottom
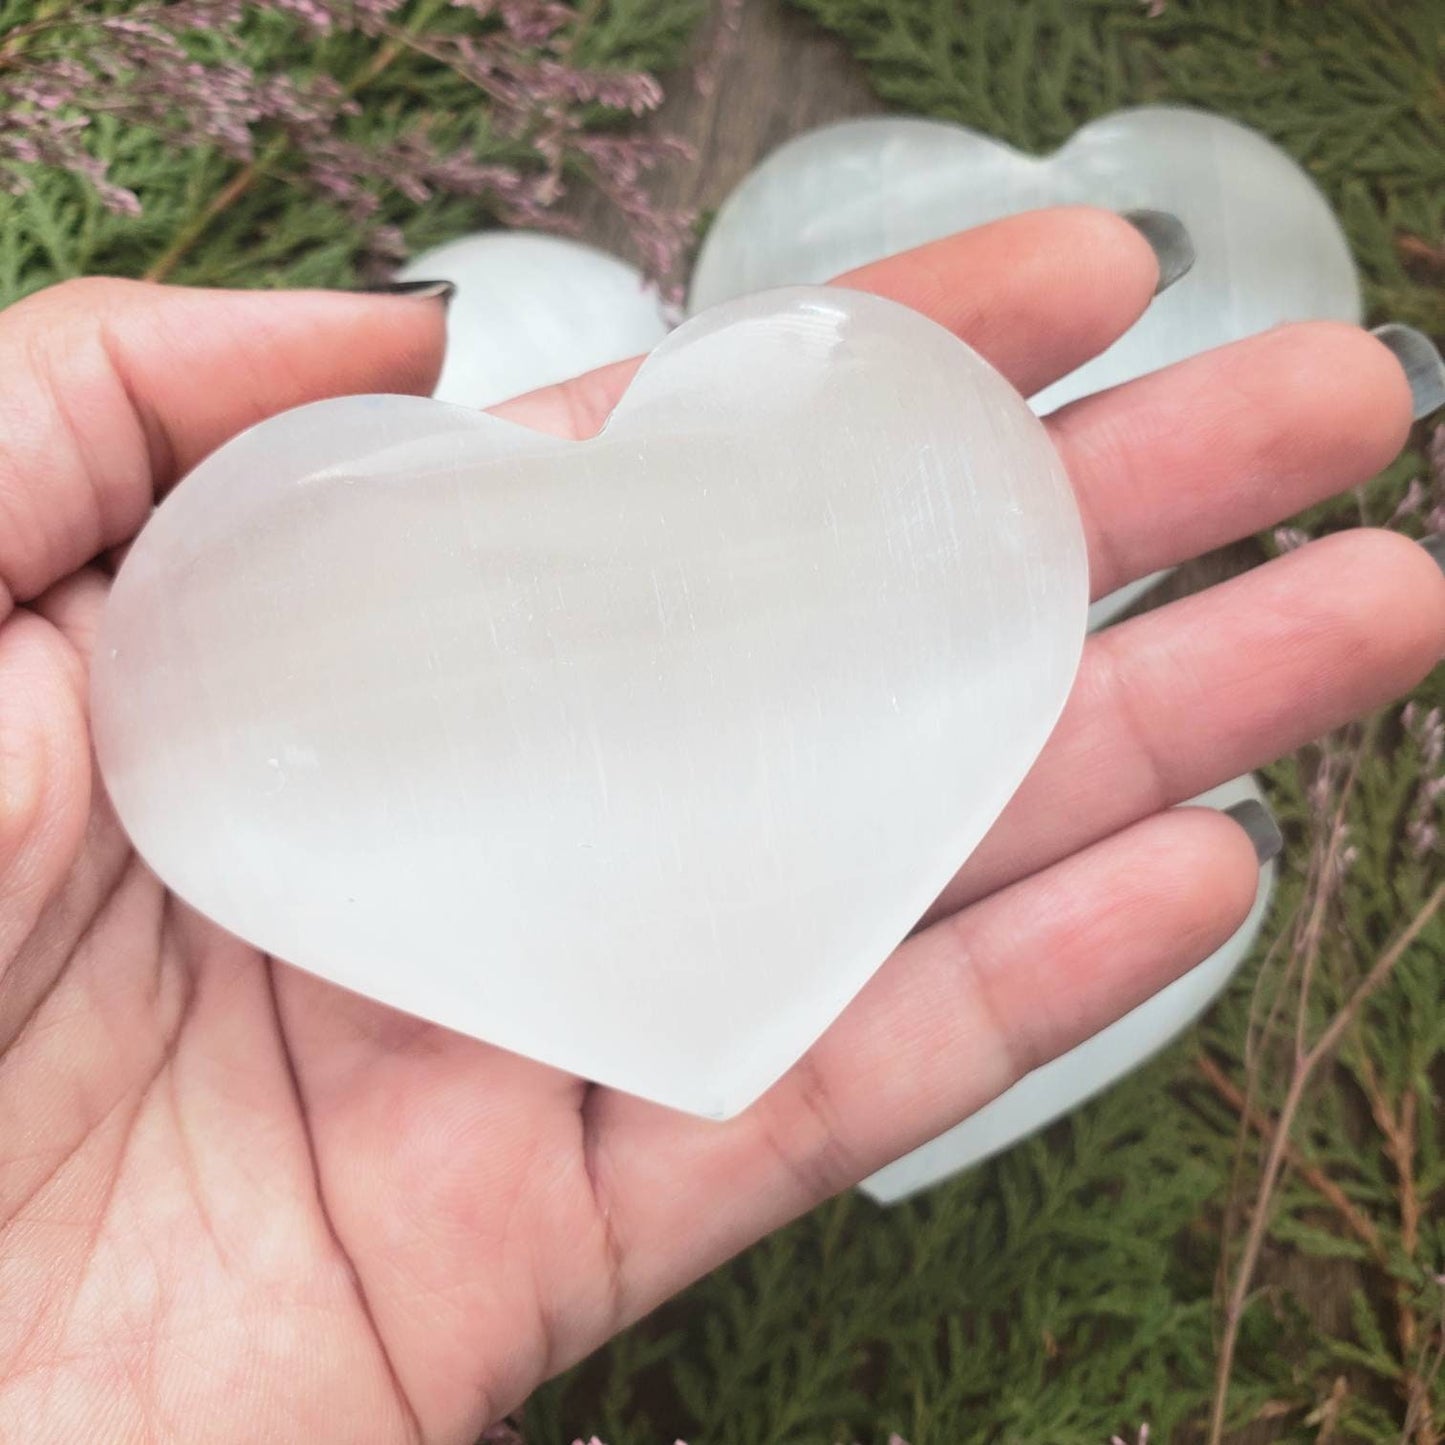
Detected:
left=689, top=105, right=1362, bottom=626
left=395, top=232, right=1276, bottom=1166
left=398, top=231, right=670, bottom=408
left=862, top=771, right=1277, bottom=1202
left=91, top=287, right=1088, bottom=1118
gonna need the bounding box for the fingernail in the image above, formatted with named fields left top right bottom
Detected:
left=356, top=279, right=456, bottom=305
left=1121, top=209, right=1195, bottom=295
left=1371, top=323, right=1445, bottom=420
left=1422, top=532, right=1445, bottom=576
left=1224, top=798, right=1283, bottom=866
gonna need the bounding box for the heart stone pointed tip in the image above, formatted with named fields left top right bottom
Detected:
left=91, top=287, right=1087, bottom=1116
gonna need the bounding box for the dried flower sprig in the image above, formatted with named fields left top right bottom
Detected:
left=1402, top=702, right=1445, bottom=859
left=0, top=0, right=697, bottom=284
left=1206, top=870, right=1445, bottom=1445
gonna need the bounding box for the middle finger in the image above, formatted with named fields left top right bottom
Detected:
left=926, top=527, right=1445, bottom=920
left=1045, top=319, right=1415, bottom=603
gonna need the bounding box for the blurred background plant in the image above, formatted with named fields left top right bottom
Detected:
left=0, top=0, right=702, bottom=296
left=2, top=0, right=1443, bottom=1441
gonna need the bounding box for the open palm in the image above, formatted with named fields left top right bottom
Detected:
left=1, top=210, right=1442, bottom=1443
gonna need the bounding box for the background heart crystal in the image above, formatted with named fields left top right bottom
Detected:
left=399, top=231, right=669, bottom=409
left=689, top=105, right=1361, bottom=414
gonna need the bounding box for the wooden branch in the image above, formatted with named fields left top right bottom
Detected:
left=1195, top=1051, right=1384, bottom=1263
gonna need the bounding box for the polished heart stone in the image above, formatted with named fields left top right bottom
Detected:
left=861, top=772, right=1278, bottom=1201
left=689, top=105, right=1361, bottom=626
left=398, top=231, right=670, bottom=409
left=91, top=287, right=1088, bottom=1118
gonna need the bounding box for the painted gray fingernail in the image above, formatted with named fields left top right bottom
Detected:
left=1121, top=209, right=1195, bottom=295
left=1371, top=323, right=1445, bottom=420
left=357, top=278, right=456, bottom=305
left=1422, top=532, right=1445, bottom=576
left=1224, top=799, right=1283, bottom=866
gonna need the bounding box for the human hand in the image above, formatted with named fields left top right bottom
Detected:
left=1, top=209, right=1441, bottom=1442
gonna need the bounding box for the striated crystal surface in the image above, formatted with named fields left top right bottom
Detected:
left=92, top=288, right=1088, bottom=1118
left=399, top=231, right=669, bottom=409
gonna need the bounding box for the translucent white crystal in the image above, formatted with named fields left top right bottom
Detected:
left=398, top=231, right=669, bottom=408
left=92, top=288, right=1087, bottom=1118
left=861, top=773, right=1277, bottom=1202
left=690, top=106, right=1362, bottom=627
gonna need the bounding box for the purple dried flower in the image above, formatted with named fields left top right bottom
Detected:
left=1424, top=424, right=1445, bottom=534
left=1388, top=476, right=1427, bottom=525
left=0, top=0, right=693, bottom=284
left=1402, top=702, right=1445, bottom=859
left=272, top=0, right=339, bottom=30
left=488, top=0, right=576, bottom=46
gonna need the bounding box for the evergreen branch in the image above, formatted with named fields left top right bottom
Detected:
left=1207, top=881, right=1445, bottom=1445
left=144, top=137, right=286, bottom=284
left=1204, top=1035, right=1440, bottom=1443
left=1402, top=1298, right=1445, bottom=1445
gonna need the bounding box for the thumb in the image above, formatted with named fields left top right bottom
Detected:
left=0, top=278, right=449, bottom=617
